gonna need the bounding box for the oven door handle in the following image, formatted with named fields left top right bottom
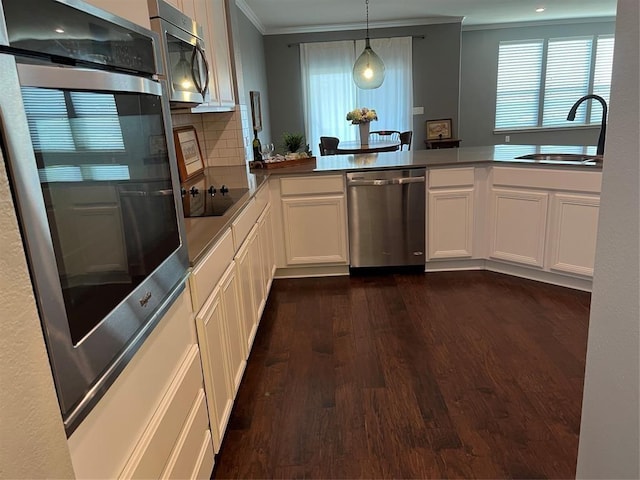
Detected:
left=16, top=63, right=162, bottom=95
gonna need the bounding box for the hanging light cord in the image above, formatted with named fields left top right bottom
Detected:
left=365, top=0, right=370, bottom=39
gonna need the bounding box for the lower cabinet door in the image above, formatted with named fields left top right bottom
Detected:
left=195, top=288, right=233, bottom=453
left=548, top=193, right=600, bottom=276
left=428, top=188, right=474, bottom=259
left=281, top=195, right=348, bottom=265
left=236, top=236, right=257, bottom=356
left=219, top=262, right=246, bottom=394
left=489, top=188, right=549, bottom=267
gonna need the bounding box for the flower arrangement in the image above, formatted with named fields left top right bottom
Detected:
left=346, top=107, right=378, bottom=125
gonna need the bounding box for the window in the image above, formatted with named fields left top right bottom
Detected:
left=495, top=34, right=614, bottom=130
left=22, top=88, right=125, bottom=152
left=300, top=37, right=413, bottom=150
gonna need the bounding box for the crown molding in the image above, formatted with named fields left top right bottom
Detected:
left=235, top=0, right=266, bottom=34
left=462, top=16, right=616, bottom=31
left=263, top=16, right=463, bottom=35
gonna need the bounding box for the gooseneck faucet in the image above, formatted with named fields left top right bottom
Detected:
left=566, top=94, right=608, bottom=156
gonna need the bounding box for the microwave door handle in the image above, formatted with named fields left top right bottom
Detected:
left=195, top=43, right=210, bottom=97
left=190, top=46, right=202, bottom=94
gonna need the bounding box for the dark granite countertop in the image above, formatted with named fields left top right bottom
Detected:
left=183, top=165, right=267, bottom=266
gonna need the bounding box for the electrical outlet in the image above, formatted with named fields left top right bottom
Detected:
left=505, top=135, right=510, bottom=143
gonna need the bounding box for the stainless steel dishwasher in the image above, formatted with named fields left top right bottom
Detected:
left=347, top=168, right=425, bottom=268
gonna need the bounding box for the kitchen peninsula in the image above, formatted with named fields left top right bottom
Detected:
left=187, top=145, right=602, bottom=288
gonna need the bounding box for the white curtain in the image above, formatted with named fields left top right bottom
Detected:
left=301, top=41, right=356, bottom=153
left=300, top=37, right=413, bottom=151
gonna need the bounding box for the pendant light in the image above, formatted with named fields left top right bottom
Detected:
left=352, top=0, right=385, bottom=89
left=173, top=48, right=193, bottom=90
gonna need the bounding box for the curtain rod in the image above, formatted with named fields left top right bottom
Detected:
left=287, top=35, right=424, bottom=48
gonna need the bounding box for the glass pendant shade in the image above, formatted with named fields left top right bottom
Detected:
left=173, top=50, right=193, bottom=89
left=353, top=39, right=385, bottom=89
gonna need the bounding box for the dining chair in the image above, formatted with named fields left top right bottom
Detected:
left=370, top=130, right=400, bottom=142
left=399, top=131, right=413, bottom=150
left=319, top=136, right=340, bottom=155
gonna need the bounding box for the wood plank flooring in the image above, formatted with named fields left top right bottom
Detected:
left=213, top=271, right=591, bottom=479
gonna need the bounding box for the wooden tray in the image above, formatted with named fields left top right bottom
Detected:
left=250, top=156, right=316, bottom=170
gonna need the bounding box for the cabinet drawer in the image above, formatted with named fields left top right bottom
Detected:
left=232, top=198, right=260, bottom=250
left=190, top=228, right=234, bottom=313
left=161, top=390, right=212, bottom=480
left=280, top=175, right=344, bottom=196
left=192, top=430, right=214, bottom=480
left=120, top=346, right=203, bottom=480
left=429, top=167, right=475, bottom=188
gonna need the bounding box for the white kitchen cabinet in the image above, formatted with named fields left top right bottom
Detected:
left=235, top=234, right=258, bottom=354
left=190, top=0, right=236, bottom=108
left=548, top=193, right=600, bottom=276
left=68, top=290, right=213, bottom=480
left=218, top=261, right=246, bottom=394
left=195, top=283, right=233, bottom=454
left=281, top=195, right=349, bottom=265
left=259, top=204, right=276, bottom=291
left=489, top=188, right=549, bottom=268
left=82, top=0, right=151, bottom=29
left=428, top=168, right=475, bottom=259
left=277, top=175, right=348, bottom=266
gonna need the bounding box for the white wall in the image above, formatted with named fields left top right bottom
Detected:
left=0, top=153, right=75, bottom=479
left=576, top=0, right=640, bottom=478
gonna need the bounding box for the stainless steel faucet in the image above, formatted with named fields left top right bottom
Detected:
left=567, top=94, right=608, bottom=156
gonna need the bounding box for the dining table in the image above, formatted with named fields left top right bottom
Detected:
left=334, top=140, right=400, bottom=154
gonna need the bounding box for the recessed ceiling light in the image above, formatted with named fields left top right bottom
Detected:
left=536, top=7, right=545, bottom=13
left=55, top=27, right=65, bottom=33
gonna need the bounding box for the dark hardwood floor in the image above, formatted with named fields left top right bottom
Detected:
left=213, top=271, right=591, bottom=479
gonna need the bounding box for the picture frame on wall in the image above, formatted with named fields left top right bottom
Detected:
left=173, top=126, right=205, bottom=182
left=250, top=91, right=262, bottom=132
left=426, top=118, right=453, bottom=140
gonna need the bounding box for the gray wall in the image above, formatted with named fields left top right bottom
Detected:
left=460, top=21, right=615, bottom=147
left=576, top=0, right=639, bottom=477
left=231, top=5, right=272, bottom=146
left=263, top=23, right=462, bottom=152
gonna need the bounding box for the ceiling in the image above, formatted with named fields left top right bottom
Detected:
left=236, top=0, right=617, bottom=35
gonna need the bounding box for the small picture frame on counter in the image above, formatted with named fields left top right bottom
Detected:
left=173, top=126, right=205, bottom=182
left=426, top=118, right=453, bottom=140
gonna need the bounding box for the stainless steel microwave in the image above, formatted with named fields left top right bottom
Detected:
left=0, top=0, right=189, bottom=434
left=149, top=0, right=209, bottom=107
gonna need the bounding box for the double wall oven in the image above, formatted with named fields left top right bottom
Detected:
left=0, top=0, right=188, bottom=434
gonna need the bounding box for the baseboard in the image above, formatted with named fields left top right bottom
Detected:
left=484, top=260, right=593, bottom=292
left=274, top=264, right=350, bottom=279
left=426, top=258, right=592, bottom=292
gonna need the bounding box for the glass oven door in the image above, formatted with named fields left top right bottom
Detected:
left=1, top=59, right=188, bottom=433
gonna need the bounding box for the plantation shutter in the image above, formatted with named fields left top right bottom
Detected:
left=495, top=40, right=544, bottom=129
left=542, top=37, right=593, bottom=126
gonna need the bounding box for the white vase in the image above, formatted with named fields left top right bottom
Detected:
left=358, top=122, right=370, bottom=146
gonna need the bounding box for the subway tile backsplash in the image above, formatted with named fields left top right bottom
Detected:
left=171, top=108, right=249, bottom=167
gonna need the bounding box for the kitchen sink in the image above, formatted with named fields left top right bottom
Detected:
left=515, top=153, right=602, bottom=163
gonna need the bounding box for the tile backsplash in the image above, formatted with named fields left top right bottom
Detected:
left=171, top=106, right=252, bottom=167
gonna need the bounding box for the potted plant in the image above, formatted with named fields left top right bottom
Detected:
left=282, top=132, right=305, bottom=155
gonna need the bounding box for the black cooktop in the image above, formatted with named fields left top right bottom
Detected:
left=181, top=177, right=249, bottom=218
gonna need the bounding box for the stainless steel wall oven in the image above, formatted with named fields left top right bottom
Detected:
left=0, top=0, right=189, bottom=434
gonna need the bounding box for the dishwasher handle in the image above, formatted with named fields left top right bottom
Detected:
left=347, top=176, right=425, bottom=187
